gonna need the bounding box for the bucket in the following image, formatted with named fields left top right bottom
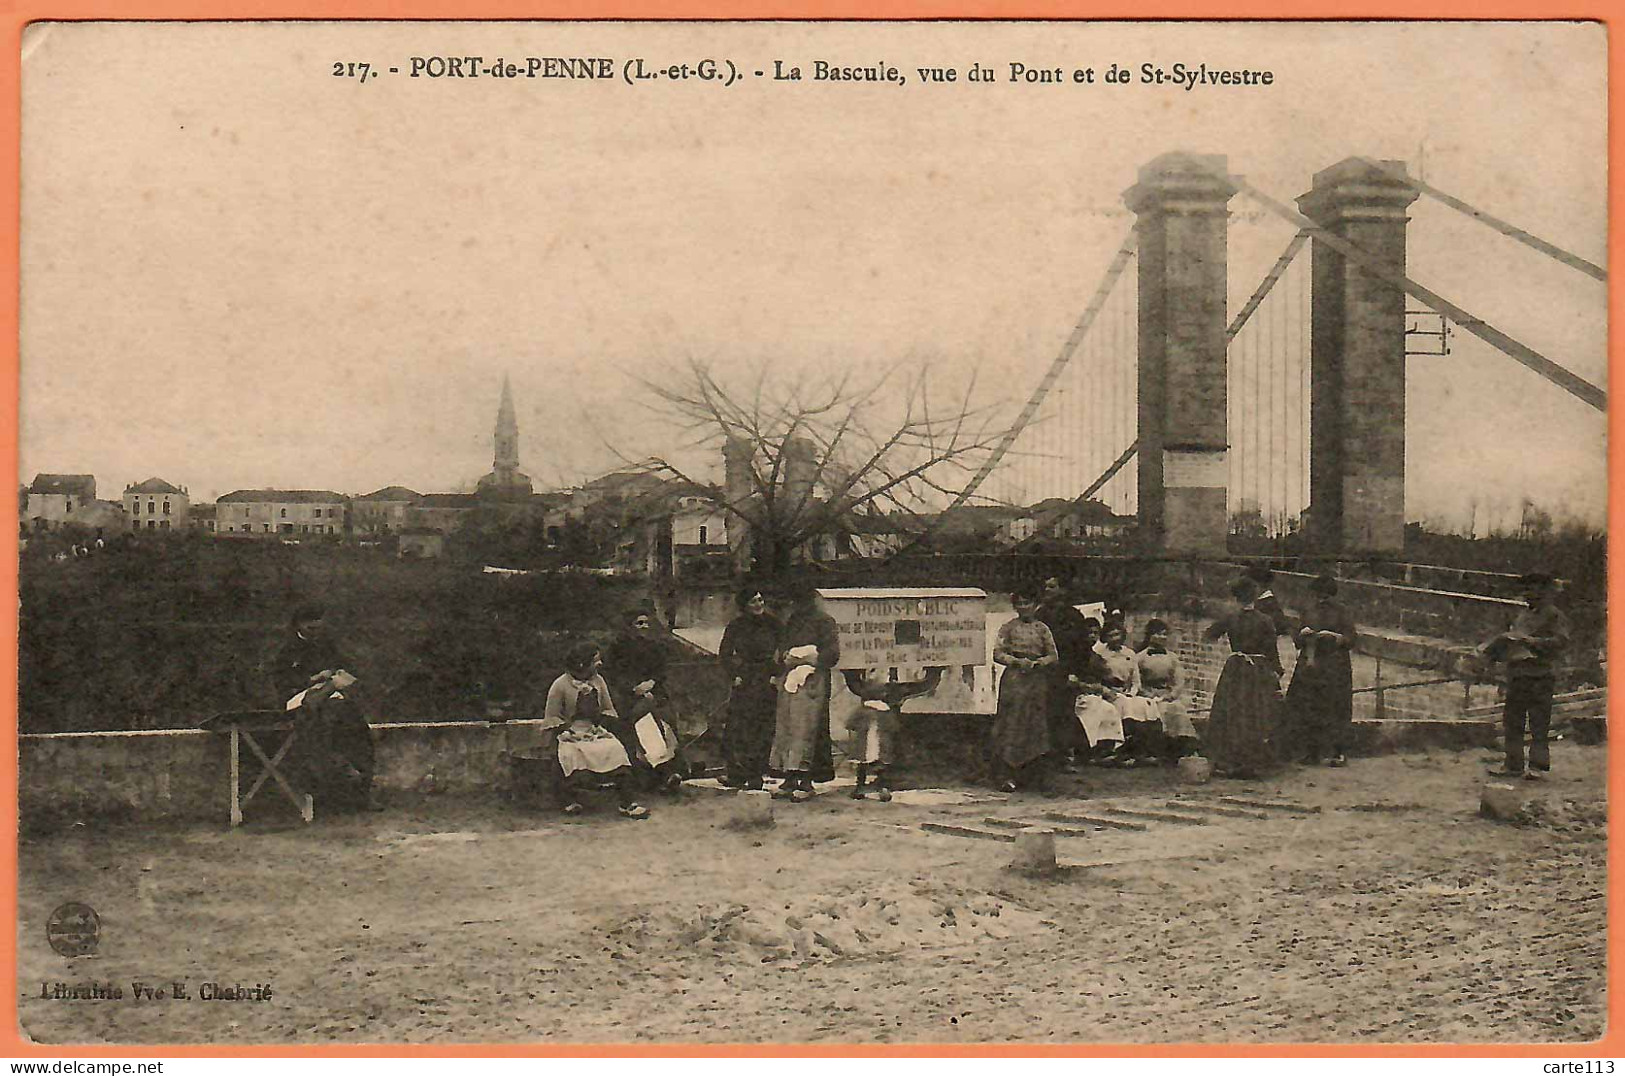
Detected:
left=1177, top=755, right=1213, bottom=784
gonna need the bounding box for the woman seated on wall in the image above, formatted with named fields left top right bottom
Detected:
left=542, top=642, right=651, bottom=819
left=1134, top=618, right=1201, bottom=759
left=1096, top=619, right=1165, bottom=766
left=604, top=603, right=686, bottom=795
left=1070, top=618, right=1128, bottom=765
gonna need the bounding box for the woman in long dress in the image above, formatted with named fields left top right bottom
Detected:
left=1134, top=618, right=1200, bottom=758
left=1098, top=620, right=1163, bottom=765
left=1203, top=577, right=1284, bottom=779
left=541, top=642, right=650, bottom=818
left=1071, top=618, right=1127, bottom=764
left=768, top=586, right=840, bottom=802
left=717, top=586, right=782, bottom=789
left=990, top=587, right=1058, bottom=793
left=604, top=604, right=686, bottom=794
left=1284, top=573, right=1357, bottom=767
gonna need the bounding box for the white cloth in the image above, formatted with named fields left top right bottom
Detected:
left=557, top=736, right=631, bottom=777
left=1111, top=694, right=1160, bottom=724
left=1074, top=695, right=1125, bottom=746
left=634, top=714, right=678, bottom=768
left=782, top=664, right=816, bottom=695
left=786, top=644, right=819, bottom=662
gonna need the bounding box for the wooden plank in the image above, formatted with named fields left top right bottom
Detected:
left=980, top=817, right=1035, bottom=830
left=1165, top=801, right=1269, bottom=820
left=1218, top=796, right=1320, bottom=814
left=1041, top=811, right=1149, bottom=832
left=920, top=822, right=1017, bottom=843
left=1104, top=807, right=1209, bottom=826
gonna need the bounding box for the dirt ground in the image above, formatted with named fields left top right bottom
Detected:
left=16, top=742, right=1608, bottom=1046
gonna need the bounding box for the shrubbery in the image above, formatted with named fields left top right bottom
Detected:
left=18, top=536, right=693, bottom=733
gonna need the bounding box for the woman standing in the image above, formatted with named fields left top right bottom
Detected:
left=1203, top=577, right=1284, bottom=779
left=990, top=587, right=1058, bottom=793
left=1285, top=573, right=1357, bottom=767
left=717, top=586, right=782, bottom=790
left=768, top=585, right=840, bottom=802
left=1135, top=618, right=1200, bottom=757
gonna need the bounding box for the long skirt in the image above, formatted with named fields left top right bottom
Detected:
left=1113, top=695, right=1165, bottom=757
left=1154, top=696, right=1200, bottom=741
left=769, top=668, right=836, bottom=782
left=291, top=695, right=376, bottom=800
left=1048, top=673, right=1084, bottom=753
left=1284, top=657, right=1354, bottom=760
left=723, top=674, right=778, bottom=782
left=1074, top=695, right=1126, bottom=748
left=990, top=667, right=1050, bottom=769
left=1207, top=654, right=1280, bottom=776
left=557, top=733, right=633, bottom=777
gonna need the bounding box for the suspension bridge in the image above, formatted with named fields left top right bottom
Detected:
left=948, top=152, right=1605, bottom=557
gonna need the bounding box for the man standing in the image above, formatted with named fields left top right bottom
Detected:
left=1483, top=573, right=1571, bottom=781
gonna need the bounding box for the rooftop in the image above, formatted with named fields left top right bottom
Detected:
left=27, top=474, right=95, bottom=497
left=217, top=489, right=348, bottom=504
left=356, top=486, right=423, bottom=502
left=125, top=477, right=185, bottom=495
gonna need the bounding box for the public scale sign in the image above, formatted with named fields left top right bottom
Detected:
left=815, top=587, right=988, bottom=671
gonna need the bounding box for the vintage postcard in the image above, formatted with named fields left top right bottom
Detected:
left=14, top=19, right=1608, bottom=1049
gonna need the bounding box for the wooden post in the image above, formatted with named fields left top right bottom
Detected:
left=1010, top=828, right=1058, bottom=873
left=229, top=727, right=242, bottom=828
left=1374, top=654, right=1386, bottom=720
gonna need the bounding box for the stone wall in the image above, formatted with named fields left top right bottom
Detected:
left=19, top=720, right=557, bottom=827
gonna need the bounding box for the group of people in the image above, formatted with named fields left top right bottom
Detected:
left=1200, top=570, right=1357, bottom=780
left=990, top=569, right=1368, bottom=788
left=276, top=565, right=1573, bottom=819
left=990, top=576, right=1205, bottom=793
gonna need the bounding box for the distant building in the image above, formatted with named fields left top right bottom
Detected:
left=407, top=493, right=481, bottom=534
left=352, top=486, right=422, bottom=535
left=474, top=376, right=533, bottom=501
left=398, top=529, right=446, bottom=559
left=568, top=470, right=668, bottom=518
left=1003, top=498, right=1128, bottom=545
left=122, top=477, right=190, bottom=534
left=190, top=503, right=217, bottom=534
left=24, top=474, right=98, bottom=531
left=615, top=488, right=733, bottom=579
left=216, top=490, right=348, bottom=537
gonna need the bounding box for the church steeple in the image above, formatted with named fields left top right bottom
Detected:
left=494, top=374, right=519, bottom=471
left=476, top=374, right=533, bottom=501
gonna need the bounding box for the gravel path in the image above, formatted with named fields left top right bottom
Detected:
left=17, top=742, right=1606, bottom=1045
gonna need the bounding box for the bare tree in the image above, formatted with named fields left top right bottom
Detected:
left=621, top=358, right=1012, bottom=579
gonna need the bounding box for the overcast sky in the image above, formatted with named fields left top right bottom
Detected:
left=19, top=21, right=1607, bottom=530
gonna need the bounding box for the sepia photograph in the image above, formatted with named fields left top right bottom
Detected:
left=13, top=19, right=1609, bottom=1047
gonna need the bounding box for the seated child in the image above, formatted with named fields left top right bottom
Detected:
left=841, top=667, right=946, bottom=800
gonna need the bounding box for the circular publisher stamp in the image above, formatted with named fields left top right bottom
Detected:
left=46, top=902, right=100, bottom=957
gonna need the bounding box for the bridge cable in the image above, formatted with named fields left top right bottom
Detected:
left=1215, top=170, right=1607, bottom=413
left=899, top=232, right=1139, bottom=558
left=1355, top=157, right=1605, bottom=283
